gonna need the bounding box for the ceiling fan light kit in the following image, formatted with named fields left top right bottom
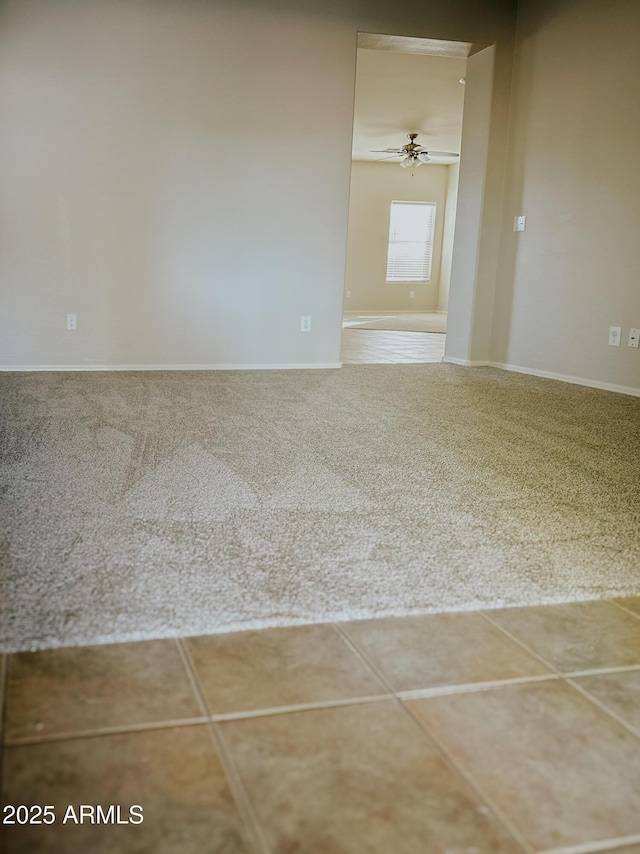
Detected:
left=371, top=133, right=459, bottom=175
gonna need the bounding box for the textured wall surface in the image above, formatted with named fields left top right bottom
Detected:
left=493, top=0, right=640, bottom=391
left=0, top=0, right=516, bottom=368
left=344, top=161, right=448, bottom=312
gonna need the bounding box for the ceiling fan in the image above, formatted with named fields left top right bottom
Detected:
left=372, top=133, right=459, bottom=174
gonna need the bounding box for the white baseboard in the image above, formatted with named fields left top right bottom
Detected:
left=443, top=357, right=640, bottom=397
left=488, top=361, right=640, bottom=398
left=442, top=356, right=489, bottom=367
left=4, top=359, right=636, bottom=397
left=0, top=362, right=342, bottom=373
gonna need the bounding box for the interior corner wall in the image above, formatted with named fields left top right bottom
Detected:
left=344, top=161, right=448, bottom=312
left=444, top=43, right=513, bottom=366
left=437, top=162, right=459, bottom=312
left=0, top=0, right=517, bottom=369
left=491, top=0, right=640, bottom=393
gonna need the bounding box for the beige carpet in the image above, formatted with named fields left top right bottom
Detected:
left=1, top=365, right=639, bottom=652
left=342, top=312, right=447, bottom=334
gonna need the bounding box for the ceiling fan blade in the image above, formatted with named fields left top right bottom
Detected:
left=370, top=149, right=403, bottom=153
left=424, top=151, right=460, bottom=158
left=373, top=154, right=402, bottom=161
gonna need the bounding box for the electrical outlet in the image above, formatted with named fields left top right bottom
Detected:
left=609, top=326, right=621, bottom=347
left=409, top=291, right=415, bottom=299
left=346, top=290, right=351, bottom=299
left=628, top=328, right=640, bottom=348
left=67, top=313, right=77, bottom=331
left=300, top=315, right=311, bottom=333
left=513, top=215, right=526, bottom=232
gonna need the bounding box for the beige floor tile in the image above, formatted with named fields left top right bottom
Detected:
left=573, top=670, right=640, bottom=734
left=341, top=612, right=551, bottom=692
left=485, top=601, right=640, bottom=672
left=341, top=329, right=445, bottom=364
left=221, top=702, right=521, bottom=853
left=185, top=624, right=386, bottom=715
left=613, top=597, right=640, bottom=618
left=408, top=680, right=640, bottom=851
left=4, top=640, right=202, bottom=742
left=0, top=725, right=252, bottom=853
left=594, top=846, right=640, bottom=853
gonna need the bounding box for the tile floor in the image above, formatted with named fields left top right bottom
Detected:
left=341, top=328, right=446, bottom=363
left=2, top=598, right=640, bottom=852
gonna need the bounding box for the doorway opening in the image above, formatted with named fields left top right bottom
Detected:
left=341, top=33, right=475, bottom=365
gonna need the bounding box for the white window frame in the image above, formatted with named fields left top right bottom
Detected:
left=386, top=200, right=436, bottom=284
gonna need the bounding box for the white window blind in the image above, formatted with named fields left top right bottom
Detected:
left=386, top=201, right=436, bottom=283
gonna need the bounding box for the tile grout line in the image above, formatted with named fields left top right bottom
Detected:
left=332, top=622, right=533, bottom=854
left=481, top=609, right=640, bottom=682
left=399, top=700, right=534, bottom=854
left=608, top=599, right=640, bottom=622
left=176, top=639, right=270, bottom=854
left=4, top=716, right=210, bottom=747
left=564, top=663, right=640, bottom=678
left=478, top=610, right=640, bottom=738
left=211, top=693, right=393, bottom=722
left=478, top=600, right=640, bottom=854
left=539, top=830, right=640, bottom=853
left=331, top=623, right=397, bottom=695
left=173, top=639, right=210, bottom=720
left=565, top=677, right=640, bottom=742
left=479, top=611, right=563, bottom=675
left=397, top=673, right=561, bottom=701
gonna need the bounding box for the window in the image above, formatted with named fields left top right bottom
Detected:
left=386, top=201, right=436, bottom=283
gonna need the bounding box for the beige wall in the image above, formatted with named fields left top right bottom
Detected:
left=0, top=0, right=516, bottom=368
left=344, top=161, right=448, bottom=312
left=492, top=0, right=640, bottom=392
left=445, top=44, right=501, bottom=364
left=438, top=162, right=460, bottom=312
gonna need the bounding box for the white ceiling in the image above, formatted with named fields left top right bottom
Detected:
left=351, top=49, right=467, bottom=164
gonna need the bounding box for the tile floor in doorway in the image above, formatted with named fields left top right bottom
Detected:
left=3, top=597, right=640, bottom=853
left=341, top=328, right=446, bottom=363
